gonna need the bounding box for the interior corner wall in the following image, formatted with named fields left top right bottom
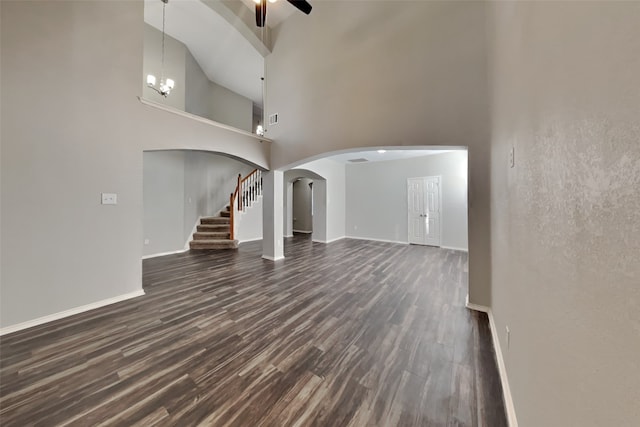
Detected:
left=185, top=49, right=210, bottom=119
left=143, top=23, right=186, bottom=110
left=346, top=151, right=468, bottom=248
left=208, top=81, right=253, bottom=133
left=489, top=1, right=640, bottom=425
left=184, top=47, right=253, bottom=133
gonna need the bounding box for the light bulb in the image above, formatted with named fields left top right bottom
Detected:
left=165, top=78, right=175, bottom=89
left=146, top=74, right=156, bottom=87
left=256, top=125, right=264, bottom=136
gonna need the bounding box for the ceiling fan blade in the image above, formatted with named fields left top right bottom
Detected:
left=286, top=0, right=312, bottom=15
left=255, top=0, right=267, bottom=27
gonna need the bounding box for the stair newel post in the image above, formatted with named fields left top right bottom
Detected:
left=237, top=174, right=242, bottom=211
left=229, top=192, right=235, bottom=241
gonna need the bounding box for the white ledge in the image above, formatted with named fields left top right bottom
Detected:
left=138, top=97, right=273, bottom=144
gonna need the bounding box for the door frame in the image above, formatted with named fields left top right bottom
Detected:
left=407, top=175, right=442, bottom=247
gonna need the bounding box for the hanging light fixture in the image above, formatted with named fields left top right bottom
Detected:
left=147, top=0, right=175, bottom=97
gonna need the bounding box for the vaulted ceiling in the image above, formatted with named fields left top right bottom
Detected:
left=144, top=0, right=266, bottom=107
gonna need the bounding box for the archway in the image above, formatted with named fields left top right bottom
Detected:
left=283, top=168, right=327, bottom=243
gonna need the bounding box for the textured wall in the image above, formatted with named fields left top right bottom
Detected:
left=489, top=1, right=640, bottom=425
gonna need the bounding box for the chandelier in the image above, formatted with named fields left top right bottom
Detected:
left=146, top=0, right=175, bottom=97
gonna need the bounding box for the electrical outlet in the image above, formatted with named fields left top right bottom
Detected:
left=509, top=146, right=515, bottom=168
left=506, top=326, right=511, bottom=349
left=101, top=193, right=117, bottom=205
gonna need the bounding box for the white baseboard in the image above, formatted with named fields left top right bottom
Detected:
left=284, top=234, right=294, bottom=238
left=312, top=236, right=345, bottom=244
left=0, top=289, right=146, bottom=336
left=441, top=245, right=469, bottom=253
left=239, top=237, right=262, bottom=243
left=465, top=293, right=490, bottom=313
left=142, top=248, right=189, bottom=260
left=345, top=235, right=409, bottom=245
left=465, top=294, right=519, bottom=427
left=262, top=254, right=285, bottom=261
left=292, top=229, right=312, bottom=234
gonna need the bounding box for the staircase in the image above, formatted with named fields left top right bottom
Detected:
left=189, top=206, right=239, bottom=250
left=188, top=169, right=262, bottom=251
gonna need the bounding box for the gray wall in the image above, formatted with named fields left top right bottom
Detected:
left=184, top=41, right=253, bottom=133
left=143, top=150, right=254, bottom=257
left=265, top=0, right=491, bottom=305
left=143, top=151, right=186, bottom=255
left=0, top=0, right=268, bottom=330
left=489, top=1, right=640, bottom=425
left=209, top=81, right=253, bottom=133
left=185, top=49, right=211, bottom=119
left=292, top=179, right=313, bottom=232
left=346, top=151, right=468, bottom=249
left=143, top=23, right=186, bottom=109
left=145, top=23, right=253, bottom=133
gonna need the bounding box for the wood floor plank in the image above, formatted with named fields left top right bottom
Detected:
left=0, top=235, right=507, bottom=426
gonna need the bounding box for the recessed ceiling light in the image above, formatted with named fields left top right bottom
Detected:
left=377, top=150, right=387, bottom=154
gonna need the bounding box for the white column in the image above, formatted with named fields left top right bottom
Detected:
left=311, top=180, right=328, bottom=243
left=284, top=181, right=294, bottom=237
left=262, top=170, right=285, bottom=261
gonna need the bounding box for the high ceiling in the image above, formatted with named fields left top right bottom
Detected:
left=327, top=149, right=458, bottom=164
left=238, top=0, right=297, bottom=28
left=144, top=0, right=265, bottom=107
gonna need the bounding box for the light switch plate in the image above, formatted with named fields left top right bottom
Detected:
left=101, top=193, right=117, bottom=205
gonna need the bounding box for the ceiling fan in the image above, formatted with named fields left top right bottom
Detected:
left=254, top=0, right=312, bottom=28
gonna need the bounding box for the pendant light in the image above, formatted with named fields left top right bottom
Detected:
left=147, top=0, right=175, bottom=97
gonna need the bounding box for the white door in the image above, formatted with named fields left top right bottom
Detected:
left=407, top=176, right=441, bottom=246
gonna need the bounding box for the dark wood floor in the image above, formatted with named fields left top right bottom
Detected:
left=0, top=235, right=507, bottom=426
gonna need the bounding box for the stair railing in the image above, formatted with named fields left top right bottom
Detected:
left=229, top=169, right=263, bottom=240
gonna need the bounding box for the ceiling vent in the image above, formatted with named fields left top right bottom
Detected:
left=268, top=113, right=278, bottom=125
left=348, top=158, right=369, bottom=163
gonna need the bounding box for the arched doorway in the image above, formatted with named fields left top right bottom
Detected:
left=283, top=169, right=327, bottom=243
